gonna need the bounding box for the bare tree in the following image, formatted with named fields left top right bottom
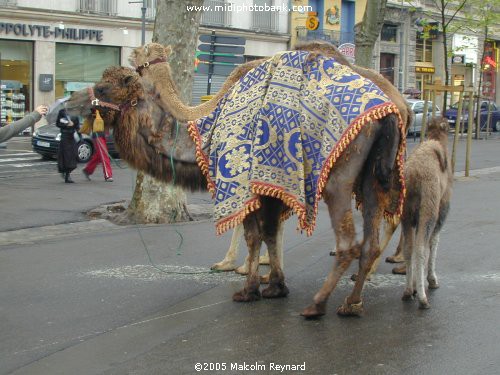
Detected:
left=354, top=0, right=388, bottom=68
left=127, top=0, right=204, bottom=224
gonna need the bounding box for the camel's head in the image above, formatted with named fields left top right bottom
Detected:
left=427, top=117, right=449, bottom=138
left=129, top=42, right=172, bottom=68
left=66, top=66, right=146, bottom=126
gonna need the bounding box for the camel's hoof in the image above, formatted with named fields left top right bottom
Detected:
left=234, top=265, right=249, bottom=275
left=337, top=299, right=364, bottom=317
left=233, top=288, right=261, bottom=302
left=210, top=261, right=236, bottom=272
left=301, top=301, right=327, bottom=319
left=402, top=289, right=415, bottom=301
left=259, top=255, right=270, bottom=265
left=418, top=300, right=431, bottom=309
left=392, top=264, right=406, bottom=275
left=262, top=282, right=289, bottom=299
left=260, top=274, right=270, bottom=284
left=428, top=279, right=440, bottom=289
left=386, top=255, right=404, bottom=263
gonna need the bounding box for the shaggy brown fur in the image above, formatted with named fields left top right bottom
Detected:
left=66, top=57, right=403, bottom=319
left=400, top=117, right=452, bottom=309
left=129, top=43, right=266, bottom=122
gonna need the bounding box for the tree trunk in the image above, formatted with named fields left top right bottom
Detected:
left=127, top=0, right=204, bottom=223
left=354, top=0, right=388, bottom=68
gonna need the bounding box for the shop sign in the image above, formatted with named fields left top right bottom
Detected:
left=338, top=43, right=355, bottom=58
left=415, top=66, right=435, bottom=74
left=452, top=55, right=465, bottom=64
left=39, top=74, right=53, bottom=92
left=306, top=12, right=319, bottom=31
left=326, top=6, right=340, bottom=25
left=0, top=23, right=103, bottom=41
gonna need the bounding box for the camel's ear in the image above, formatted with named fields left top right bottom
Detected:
left=164, top=45, right=172, bottom=58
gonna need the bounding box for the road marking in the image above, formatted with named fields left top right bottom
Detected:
left=0, top=156, right=44, bottom=163
left=454, top=166, right=500, bottom=177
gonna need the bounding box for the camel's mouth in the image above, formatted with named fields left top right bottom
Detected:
left=66, top=89, right=93, bottom=117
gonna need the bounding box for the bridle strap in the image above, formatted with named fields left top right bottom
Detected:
left=135, top=57, right=167, bottom=75
left=87, top=86, right=121, bottom=112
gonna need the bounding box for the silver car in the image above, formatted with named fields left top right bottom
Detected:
left=407, top=99, right=441, bottom=135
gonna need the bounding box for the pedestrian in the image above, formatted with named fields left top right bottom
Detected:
left=0, top=105, right=48, bottom=143
left=55, top=109, right=79, bottom=183
left=82, top=109, right=113, bottom=182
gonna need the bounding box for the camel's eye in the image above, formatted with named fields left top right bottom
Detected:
left=123, top=75, right=135, bottom=85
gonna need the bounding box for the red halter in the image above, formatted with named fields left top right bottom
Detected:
left=135, top=57, right=167, bottom=75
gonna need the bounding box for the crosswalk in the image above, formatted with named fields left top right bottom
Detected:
left=0, top=138, right=57, bottom=178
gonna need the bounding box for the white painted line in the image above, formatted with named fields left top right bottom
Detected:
left=0, top=152, right=38, bottom=156
left=0, top=157, right=44, bottom=163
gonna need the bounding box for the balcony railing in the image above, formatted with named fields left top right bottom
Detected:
left=296, top=27, right=354, bottom=46
left=201, top=0, right=231, bottom=27
left=76, top=0, right=118, bottom=16
left=145, top=0, right=157, bottom=20
left=0, top=0, right=17, bottom=6
left=252, top=8, right=279, bottom=32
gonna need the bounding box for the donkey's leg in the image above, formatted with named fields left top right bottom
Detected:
left=233, top=214, right=262, bottom=302
left=211, top=224, right=244, bottom=271
left=301, top=185, right=358, bottom=318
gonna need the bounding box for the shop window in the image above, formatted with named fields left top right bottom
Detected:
left=381, top=24, right=398, bottom=42
left=0, top=40, right=33, bottom=126
left=55, top=44, right=120, bottom=97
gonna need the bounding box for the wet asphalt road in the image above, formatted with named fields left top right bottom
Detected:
left=0, top=135, right=499, bottom=374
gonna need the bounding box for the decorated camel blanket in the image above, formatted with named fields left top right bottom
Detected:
left=188, top=50, right=405, bottom=235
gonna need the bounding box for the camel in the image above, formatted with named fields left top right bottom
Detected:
left=66, top=49, right=406, bottom=318
left=129, top=41, right=411, bottom=279
left=400, top=117, right=452, bottom=309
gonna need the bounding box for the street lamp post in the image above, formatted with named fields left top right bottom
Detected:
left=129, top=0, right=147, bottom=46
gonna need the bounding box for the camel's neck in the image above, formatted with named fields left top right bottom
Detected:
left=148, top=64, right=226, bottom=122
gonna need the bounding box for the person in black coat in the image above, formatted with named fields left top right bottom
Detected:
left=56, top=109, right=79, bottom=183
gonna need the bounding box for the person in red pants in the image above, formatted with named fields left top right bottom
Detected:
left=82, top=110, right=113, bottom=182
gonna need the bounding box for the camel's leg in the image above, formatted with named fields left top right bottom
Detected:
left=427, top=233, right=440, bottom=289
left=386, top=230, right=405, bottom=263
left=414, top=237, right=430, bottom=309
left=402, top=222, right=416, bottom=301
left=301, top=184, right=358, bottom=318
left=260, top=224, right=284, bottom=284
left=233, top=214, right=262, bottom=302
left=262, top=217, right=289, bottom=299
left=211, top=224, right=244, bottom=271
left=364, top=218, right=399, bottom=279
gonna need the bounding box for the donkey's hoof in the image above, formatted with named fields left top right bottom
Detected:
left=233, top=288, right=261, bottom=302
left=336, top=299, right=364, bottom=317
left=234, top=265, right=249, bottom=275
left=428, top=279, right=440, bottom=289
left=418, top=300, right=431, bottom=309
left=210, top=260, right=236, bottom=272
left=301, top=301, right=327, bottom=319
left=392, top=264, right=406, bottom=275
left=386, top=255, right=404, bottom=263
left=262, top=282, right=289, bottom=299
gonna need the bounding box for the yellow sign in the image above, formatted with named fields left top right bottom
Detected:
left=306, top=15, right=319, bottom=30
left=416, top=66, right=435, bottom=74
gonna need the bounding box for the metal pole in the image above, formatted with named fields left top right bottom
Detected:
left=207, top=30, right=215, bottom=96
left=141, top=0, right=146, bottom=46
left=398, top=29, right=404, bottom=92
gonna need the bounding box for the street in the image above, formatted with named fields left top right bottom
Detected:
left=0, top=134, right=499, bottom=374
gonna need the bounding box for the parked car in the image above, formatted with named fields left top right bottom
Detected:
left=445, top=100, right=500, bottom=132
left=32, top=123, right=118, bottom=163
left=406, top=99, right=441, bottom=135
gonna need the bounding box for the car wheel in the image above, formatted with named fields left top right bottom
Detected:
left=77, top=141, right=93, bottom=163
left=494, top=120, right=500, bottom=132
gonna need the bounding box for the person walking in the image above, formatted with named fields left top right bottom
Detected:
left=55, top=109, right=79, bottom=183
left=82, top=109, right=113, bottom=182
left=0, top=105, right=48, bottom=143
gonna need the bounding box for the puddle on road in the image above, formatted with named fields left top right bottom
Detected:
left=81, top=264, right=246, bottom=284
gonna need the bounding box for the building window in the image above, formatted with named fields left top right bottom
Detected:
left=0, top=0, right=17, bottom=6
left=201, top=0, right=231, bottom=27
left=145, top=0, right=157, bottom=20
left=381, top=24, right=398, bottom=42
left=0, top=40, right=33, bottom=126
left=416, top=35, right=433, bottom=63
left=380, top=53, right=395, bottom=85
left=252, top=0, right=279, bottom=32
left=76, top=0, right=118, bottom=16
left=55, top=44, right=120, bottom=97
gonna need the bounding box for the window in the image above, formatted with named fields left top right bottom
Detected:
left=55, top=44, right=120, bottom=97
left=252, top=0, right=279, bottom=32
left=77, top=0, right=118, bottom=16
left=381, top=24, right=398, bottom=42
left=201, top=0, right=231, bottom=27
left=416, top=36, right=433, bottom=63
left=0, top=40, right=33, bottom=125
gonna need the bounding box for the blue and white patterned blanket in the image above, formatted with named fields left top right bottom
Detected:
left=188, top=51, right=405, bottom=235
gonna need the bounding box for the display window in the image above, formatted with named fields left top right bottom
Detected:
left=55, top=43, right=120, bottom=97
left=0, top=40, right=33, bottom=126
